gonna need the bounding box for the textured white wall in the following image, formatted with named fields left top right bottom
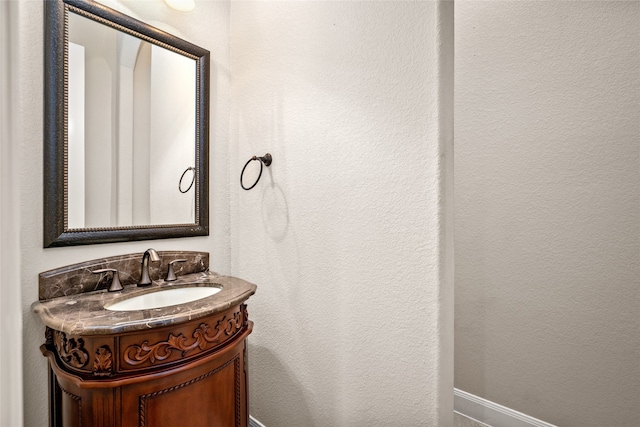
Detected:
left=455, top=2, right=639, bottom=426
left=11, top=1, right=455, bottom=425
left=231, top=1, right=454, bottom=425
left=1, top=1, right=23, bottom=425
left=16, top=1, right=231, bottom=426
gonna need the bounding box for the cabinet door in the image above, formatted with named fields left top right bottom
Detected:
left=121, top=341, right=247, bottom=427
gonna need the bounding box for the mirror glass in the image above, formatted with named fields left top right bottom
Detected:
left=44, top=0, right=209, bottom=247
left=67, top=11, right=196, bottom=228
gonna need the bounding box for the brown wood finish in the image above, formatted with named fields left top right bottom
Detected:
left=41, top=304, right=252, bottom=427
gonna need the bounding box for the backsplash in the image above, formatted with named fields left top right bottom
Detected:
left=39, top=251, right=209, bottom=300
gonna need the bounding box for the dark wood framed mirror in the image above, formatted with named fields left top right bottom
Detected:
left=44, top=0, right=209, bottom=247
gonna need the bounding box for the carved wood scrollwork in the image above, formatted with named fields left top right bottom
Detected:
left=241, top=304, right=248, bottom=328
left=45, top=327, right=54, bottom=345
left=124, top=310, right=245, bottom=366
left=93, top=345, right=113, bottom=377
left=53, top=330, right=89, bottom=369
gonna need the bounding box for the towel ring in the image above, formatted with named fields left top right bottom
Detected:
left=179, top=166, right=196, bottom=193
left=241, top=153, right=272, bottom=191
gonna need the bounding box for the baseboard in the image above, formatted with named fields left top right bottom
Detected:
left=454, top=389, right=558, bottom=427
left=249, top=415, right=267, bottom=427
left=251, top=391, right=555, bottom=427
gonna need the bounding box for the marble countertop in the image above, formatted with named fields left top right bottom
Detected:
left=32, top=271, right=257, bottom=336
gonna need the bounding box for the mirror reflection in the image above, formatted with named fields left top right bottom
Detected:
left=67, top=10, right=197, bottom=229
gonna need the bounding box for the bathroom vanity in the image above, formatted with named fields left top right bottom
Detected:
left=36, top=1, right=252, bottom=424
left=33, top=252, right=256, bottom=427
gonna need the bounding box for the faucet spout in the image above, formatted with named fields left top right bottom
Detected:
left=138, top=248, right=160, bottom=287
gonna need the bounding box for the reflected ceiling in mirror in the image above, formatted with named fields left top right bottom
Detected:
left=44, top=0, right=209, bottom=247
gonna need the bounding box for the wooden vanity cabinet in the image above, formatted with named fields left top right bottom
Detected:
left=41, top=304, right=252, bottom=427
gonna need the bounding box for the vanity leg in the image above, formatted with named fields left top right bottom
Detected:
left=48, top=364, right=62, bottom=427
left=244, top=340, right=250, bottom=426
left=89, top=388, right=117, bottom=427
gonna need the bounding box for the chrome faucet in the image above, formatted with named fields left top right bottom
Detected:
left=138, top=248, right=160, bottom=287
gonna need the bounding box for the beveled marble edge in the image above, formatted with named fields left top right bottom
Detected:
left=32, top=271, right=257, bottom=335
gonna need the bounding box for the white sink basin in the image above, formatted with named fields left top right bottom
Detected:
left=105, top=287, right=221, bottom=311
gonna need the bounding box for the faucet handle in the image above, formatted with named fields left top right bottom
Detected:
left=165, top=259, right=188, bottom=282
left=92, top=268, right=124, bottom=292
